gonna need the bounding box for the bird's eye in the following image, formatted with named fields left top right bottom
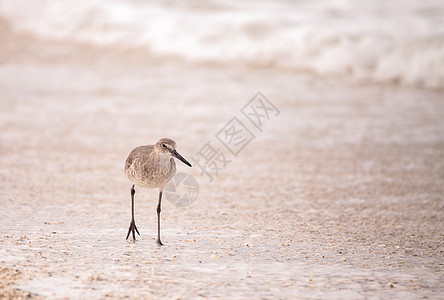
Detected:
left=161, top=144, right=166, bottom=148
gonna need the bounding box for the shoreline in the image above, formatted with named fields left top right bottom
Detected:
left=1, top=23, right=443, bottom=298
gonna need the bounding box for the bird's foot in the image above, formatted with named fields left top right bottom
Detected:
left=126, top=220, right=140, bottom=240
left=156, top=239, right=164, bottom=246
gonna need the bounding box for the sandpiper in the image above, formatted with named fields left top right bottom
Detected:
left=124, top=138, right=192, bottom=245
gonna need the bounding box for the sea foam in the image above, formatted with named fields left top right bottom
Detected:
left=1, top=0, right=443, bottom=88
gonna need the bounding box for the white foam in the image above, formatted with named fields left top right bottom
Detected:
left=1, top=0, right=443, bottom=88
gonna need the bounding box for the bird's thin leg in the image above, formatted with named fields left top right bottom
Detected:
left=126, top=185, right=140, bottom=240
left=156, top=190, right=164, bottom=246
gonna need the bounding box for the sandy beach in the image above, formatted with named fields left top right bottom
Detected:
left=1, top=1, right=444, bottom=299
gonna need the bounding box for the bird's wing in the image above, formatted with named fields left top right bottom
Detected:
left=124, top=145, right=154, bottom=172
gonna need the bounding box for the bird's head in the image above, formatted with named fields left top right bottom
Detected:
left=155, top=138, right=192, bottom=167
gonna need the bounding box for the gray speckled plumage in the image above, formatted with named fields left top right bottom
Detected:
left=124, top=140, right=176, bottom=190
left=124, top=138, right=192, bottom=244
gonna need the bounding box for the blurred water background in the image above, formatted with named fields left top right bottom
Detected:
left=1, top=0, right=443, bottom=89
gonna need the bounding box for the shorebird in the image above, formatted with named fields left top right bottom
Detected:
left=124, top=138, right=192, bottom=245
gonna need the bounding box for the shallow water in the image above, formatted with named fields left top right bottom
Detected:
left=1, top=0, right=444, bottom=88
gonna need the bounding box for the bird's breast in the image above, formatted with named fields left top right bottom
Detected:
left=133, top=156, right=175, bottom=188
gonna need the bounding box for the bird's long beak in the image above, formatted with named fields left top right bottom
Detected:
left=172, top=149, right=192, bottom=167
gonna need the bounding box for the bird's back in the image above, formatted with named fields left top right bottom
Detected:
left=124, top=145, right=176, bottom=189
left=124, top=145, right=154, bottom=173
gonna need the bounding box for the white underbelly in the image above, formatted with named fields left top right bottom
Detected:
left=125, top=162, right=175, bottom=189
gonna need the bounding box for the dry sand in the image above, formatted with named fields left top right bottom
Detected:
left=1, top=25, right=443, bottom=299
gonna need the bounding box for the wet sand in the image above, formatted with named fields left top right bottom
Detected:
left=1, top=27, right=444, bottom=299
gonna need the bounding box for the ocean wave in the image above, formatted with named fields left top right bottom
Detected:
left=1, top=0, right=443, bottom=88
